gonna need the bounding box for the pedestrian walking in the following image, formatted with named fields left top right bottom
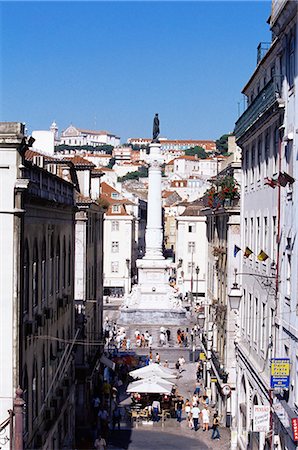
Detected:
left=152, top=398, right=161, bottom=422
left=155, top=352, right=160, bottom=364
left=144, top=331, right=150, bottom=347
left=166, top=328, right=171, bottom=342
left=175, top=396, right=184, bottom=422
left=178, top=356, right=185, bottom=373
left=163, top=359, right=169, bottom=368
left=94, top=435, right=106, bottom=450
left=191, top=404, right=200, bottom=431
left=112, top=406, right=121, bottom=431
left=148, top=334, right=153, bottom=347
left=211, top=412, right=221, bottom=440
left=185, top=398, right=192, bottom=428
left=159, top=331, right=166, bottom=346
left=201, top=406, right=210, bottom=431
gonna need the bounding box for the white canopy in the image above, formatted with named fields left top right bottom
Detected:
left=129, top=363, right=177, bottom=380
left=126, top=376, right=174, bottom=394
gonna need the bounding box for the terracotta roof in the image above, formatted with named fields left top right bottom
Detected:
left=162, top=190, right=173, bottom=199
left=180, top=199, right=204, bottom=216
left=176, top=155, right=198, bottom=161
left=63, top=155, right=95, bottom=168
left=25, top=149, right=54, bottom=162
left=166, top=159, right=175, bottom=165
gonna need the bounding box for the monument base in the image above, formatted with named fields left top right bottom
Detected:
left=119, top=307, right=188, bottom=325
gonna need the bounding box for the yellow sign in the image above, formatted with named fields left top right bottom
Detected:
left=271, top=359, right=290, bottom=376
left=199, top=352, right=206, bottom=361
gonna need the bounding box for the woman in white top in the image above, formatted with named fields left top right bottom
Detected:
left=201, top=406, right=210, bottom=431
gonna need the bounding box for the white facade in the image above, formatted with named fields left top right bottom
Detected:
left=176, top=201, right=207, bottom=299
left=60, top=125, right=120, bottom=147
left=173, top=156, right=224, bottom=179
left=32, top=130, right=55, bottom=155
left=234, top=2, right=298, bottom=448
left=103, top=214, right=135, bottom=295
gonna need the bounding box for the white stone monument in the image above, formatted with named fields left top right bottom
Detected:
left=119, top=138, right=187, bottom=325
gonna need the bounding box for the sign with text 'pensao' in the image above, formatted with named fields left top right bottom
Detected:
left=270, top=358, right=290, bottom=389
left=253, top=405, right=270, bottom=432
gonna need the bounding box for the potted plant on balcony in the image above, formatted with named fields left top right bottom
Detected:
left=218, top=176, right=239, bottom=207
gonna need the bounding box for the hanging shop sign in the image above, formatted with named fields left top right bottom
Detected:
left=199, top=352, right=206, bottom=361
left=292, top=418, right=298, bottom=441
left=270, top=358, right=290, bottom=389
left=253, top=405, right=270, bottom=432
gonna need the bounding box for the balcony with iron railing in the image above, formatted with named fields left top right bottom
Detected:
left=235, top=78, right=280, bottom=140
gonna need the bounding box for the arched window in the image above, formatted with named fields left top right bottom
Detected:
left=56, top=237, right=60, bottom=294
left=41, top=238, right=46, bottom=303
left=32, top=240, right=38, bottom=308
left=257, top=137, right=262, bottom=177
left=22, top=365, right=28, bottom=432
left=23, top=240, right=29, bottom=313
left=63, top=237, right=66, bottom=289
left=274, top=126, right=279, bottom=174
left=32, top=359, right=38, bottom=420
left=41, top=348, right=46, bottom=403
left=50, top=235, right=54, bottom=296
left=68, top=240, right=71, bottom=287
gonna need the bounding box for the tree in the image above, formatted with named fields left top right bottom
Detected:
left=107, top=157, right=116, bottom=169
left=185, top=146, right=208, bottom=158
left=117, top=167, right=148, bottom=182
left=215, top=134, right=232, bottom=154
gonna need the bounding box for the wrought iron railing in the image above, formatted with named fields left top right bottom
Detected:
left=235, top=78, right=278, bottom=140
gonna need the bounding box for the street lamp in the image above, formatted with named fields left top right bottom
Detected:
left=195, top=266, right=200, bottom=306
left=228, top=269, right=243, bottom=311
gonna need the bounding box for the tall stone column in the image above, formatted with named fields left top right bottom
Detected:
left=144, top=142, right=164, bottom=260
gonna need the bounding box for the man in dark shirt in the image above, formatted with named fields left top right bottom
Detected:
left=175, top=396, right=184, bottom=422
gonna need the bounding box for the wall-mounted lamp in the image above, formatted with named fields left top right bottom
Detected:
left=228, top=269, right=242, bottom=311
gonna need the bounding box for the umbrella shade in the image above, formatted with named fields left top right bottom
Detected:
left=129, top=363, right=177, bottom=380
left=126, top=376, right=174, bottom=394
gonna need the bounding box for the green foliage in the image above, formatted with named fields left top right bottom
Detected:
left=185, top=146, right=207, bottom=158
left=118, top=167, right=148, bottom=182
left=215, top=134, right=232, bottom=154
left=107, top=157, right=116, bottom=169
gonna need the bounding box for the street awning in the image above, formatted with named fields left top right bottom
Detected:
left=100, top=354, right=115, bottom=371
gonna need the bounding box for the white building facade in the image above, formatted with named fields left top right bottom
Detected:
left=234, top=2, right=298, bottom=448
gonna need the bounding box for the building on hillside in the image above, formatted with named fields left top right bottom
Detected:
left=0, top=123, right=76, bottom=449
left=127, top=137, right=216, bottom=152
left=113, top=162, right=144, bottom=179
left=163, top=191, right=182, bottom=259
left=101, top=182, right=136, bottom=297
left=175, top=199, right=207, bottom=302
left=233, top=2, right=298, bottom=448
left=173, top=155, right=225, bottom=179
left=113, top=145, right=132, bottom=162
left=120, top=183, right=147, bottom=260
left=201, top=157, right=241, bottom=433
left=60, top=125, right=120, bottom=148
left=168, top=177, right=211, bottom=202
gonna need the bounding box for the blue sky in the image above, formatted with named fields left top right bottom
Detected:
left=0, top=1, right=271, bottom=142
